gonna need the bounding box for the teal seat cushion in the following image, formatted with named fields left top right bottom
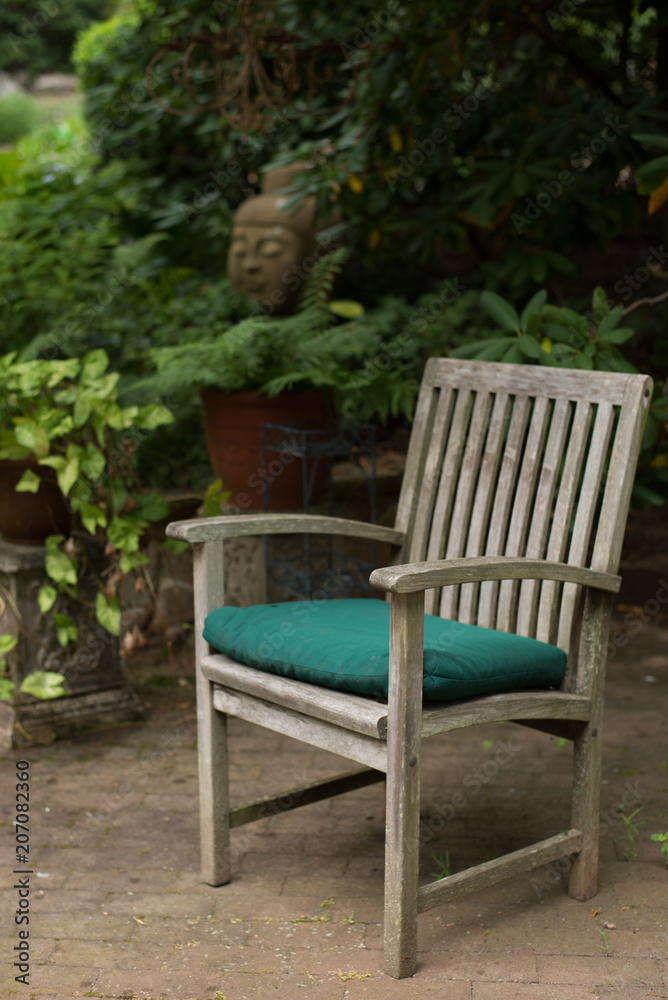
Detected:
left=202, top=599, right=566, bottom=703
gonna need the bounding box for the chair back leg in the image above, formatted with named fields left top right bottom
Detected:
left=568, top=589, right=611, bottom=901
left=568, top=720, right=602, bottom=900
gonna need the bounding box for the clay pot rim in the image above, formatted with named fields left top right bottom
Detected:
left=199, top=387, right=327, bottom=404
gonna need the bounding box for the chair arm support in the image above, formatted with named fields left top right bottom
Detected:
left=166, top=512, right=405, bottom=547
left=370, top=556, right=621, bottom=594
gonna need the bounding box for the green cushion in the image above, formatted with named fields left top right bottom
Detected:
left=202, top=599, right=566, bottom=703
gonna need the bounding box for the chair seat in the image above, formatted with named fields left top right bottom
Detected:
left=203, top=598, right=567, bottom=703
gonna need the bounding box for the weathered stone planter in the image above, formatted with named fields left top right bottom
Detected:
left=0, top=540, right=143, bottom=748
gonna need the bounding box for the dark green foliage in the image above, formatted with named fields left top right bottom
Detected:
left=74, top=0, right=665, bottom=298
left=0, top=0, right=107, bottom=75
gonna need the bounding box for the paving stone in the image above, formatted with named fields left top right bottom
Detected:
left=345, top=979, right=471, bottom=998
left=216, top=973, right=347, bottom=999
left=28, top=965, right=99, bottom=993
left=103, top=890, right=216, bottom=918
left=32, top=912, right=130, bottom=940
left=93, top=968, right=223, bottom=998
left=34, top=888, right=112, bottom=912
left=416, top=953, right=538, bottom=982
left=537, top=954, right=663, bottom=986
left=472, top=985, right=600, bottom=999
left=289, top=946, right=385, bottom=977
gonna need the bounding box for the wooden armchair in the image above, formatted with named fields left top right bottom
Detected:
left=166, top=359, right=652, bottom=979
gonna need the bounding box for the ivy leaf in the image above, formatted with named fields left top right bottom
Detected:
left=0, top=634, right=17, bottom=656
left=80, top=349, right=109, bottom=383
left=45, top=548, right=78, bottom=586
left=80, top=504, right=107, bottom=535
left=38, top=585, right=57, bottom=614
left=15, top=469, right=40, bottom=493
left=132, top=404, right=173, bottom=430
left=0, top=677, right=15, bottom=701
left=14, top=422, right=50, bottom=459
left=480, top=291, right=520, bottom=332
left=73, top=389, right=94, bottom=428
left=96, top=593, right=121, bottom=636
left=52, top=613, right=78, bottom=647
left=107, top=517, right=141, bottom=553
left=20, top=671, right=66, bottom=700
left=80, top=443, right=105, bottom=481
left=120, top=552, right=150, bottom=573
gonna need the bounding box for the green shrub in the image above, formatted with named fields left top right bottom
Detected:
left=0, top=93, right=40, bottom=144
left=0, top=0, right=107, bottom=76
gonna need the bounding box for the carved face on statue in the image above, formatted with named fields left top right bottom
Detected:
left=227, top=165, right=325, bottom=315
left=227, top=220, right=312, bottom=315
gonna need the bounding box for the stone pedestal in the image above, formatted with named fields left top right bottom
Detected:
left=0, top=540, right=143, bottom=748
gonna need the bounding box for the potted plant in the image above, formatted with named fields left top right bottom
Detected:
left=0, top=348, right=174, bottom=709
left=145, top=249, right=419, bottom=509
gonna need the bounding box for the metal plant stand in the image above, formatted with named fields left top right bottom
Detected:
left=260, top=421, right=377, bottom=601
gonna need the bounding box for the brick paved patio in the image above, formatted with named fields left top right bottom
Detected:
left=1, top=605, right=667, bottom=1000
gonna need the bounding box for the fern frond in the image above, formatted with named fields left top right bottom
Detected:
left=297, top=245, right=350, bottom=315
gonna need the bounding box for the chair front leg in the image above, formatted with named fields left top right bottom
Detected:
left=383, top=591, right=424, bottom=979
left=194, top=541, right=230, bottom=886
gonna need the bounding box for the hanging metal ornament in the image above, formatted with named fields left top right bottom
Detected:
left=145, top=0, right=357, bottom=133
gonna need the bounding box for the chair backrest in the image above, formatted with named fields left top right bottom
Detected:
left=395, top=359, right=652, bottom=658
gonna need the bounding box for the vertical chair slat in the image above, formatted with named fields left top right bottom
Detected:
left=515, top=397, right=573, bottom=637
left=459, top=393, right=512, bottom=624
left=440, top=391, right=494, bottom=620
left=408, top=387, right=455, bottom=564
left=590, top=377, right=653, bottom=574
left=478, top=395, right=531, bottom=628
left=519, top=398, right=591, bottom=640
left=550, top=403, right=615, bottom=652
left=496, top=396, right=552, bottom=632
left=423, top=389, right=473, bottom=614
left=394, top=365, right=440, bottom=545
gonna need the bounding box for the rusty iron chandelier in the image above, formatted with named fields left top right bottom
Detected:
left=145, top=0, right=357, bottom=133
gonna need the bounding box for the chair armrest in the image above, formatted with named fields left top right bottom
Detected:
left=370, top=556, right=621, bottom=594
left=166, top=512, right=405, bottom=546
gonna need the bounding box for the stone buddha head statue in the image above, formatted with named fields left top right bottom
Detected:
left=227, top=164, right=324, bottom=315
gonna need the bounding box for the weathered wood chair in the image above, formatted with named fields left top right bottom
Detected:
left=167, top=359, right=651, bottom=978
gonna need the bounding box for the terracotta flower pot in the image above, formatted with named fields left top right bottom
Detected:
left=200, top=389, right=331, bottom=511
left=0, top=459, right=71, bottom=545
